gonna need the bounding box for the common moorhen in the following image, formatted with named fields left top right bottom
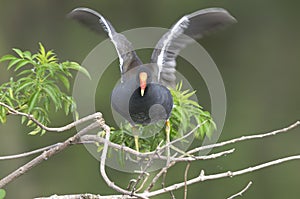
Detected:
left=69, top=7, right=236, bottom=150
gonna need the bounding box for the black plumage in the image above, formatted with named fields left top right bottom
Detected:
left=68, top=7, right=236, bottom=125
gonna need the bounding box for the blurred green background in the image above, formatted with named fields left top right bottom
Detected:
left=1, top=0, right=300, bottom=198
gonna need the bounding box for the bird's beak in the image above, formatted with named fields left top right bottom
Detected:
left=139, top=72, right=147, bottom=97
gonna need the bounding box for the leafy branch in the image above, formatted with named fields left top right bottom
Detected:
left=0, top=43, right=90, bottom=135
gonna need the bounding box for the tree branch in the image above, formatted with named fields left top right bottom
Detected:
left=98, top=119, right=148, bottom=199
left=146, top=154, right=300, bottom=197
left=227, top=181, right=252, bottom=199
left=35, top=194, right=137, bottom=199
left=0, top=121, right=101, bottom=188
left=184, top=162, right=191, bottom=199
left=187, top=120, right=300, bottom=154
left=0, top=143, right=61, bottom=160
left=0, top=102, right=102, bottom=132
left=32, top=120, right=300, bottom=199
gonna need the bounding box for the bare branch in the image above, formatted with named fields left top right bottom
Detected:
left=187, top=120, right=300, bottom=155
left=0, top=122, right=100, bottom=188
left=184, top=162, right=191, bottom=199
left=227, top=181, right=253, bottom=199
left=32, top=121, right=300, bottom=198
left=146, top=154, right=300, bottom=197
left=80, top=135, right=234, bottom=162
left=35, top=194, right=137, bottom=199
left=0, top=102, right=102, bottom=132
left=98, top=119, right=148, bottom=199
left=145, top=148, right=234, bottom=192
left=0, top=143, right=61, bottom=160
left=170, top=148, right=235, bottom=162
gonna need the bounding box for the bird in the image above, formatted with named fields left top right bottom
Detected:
left=68, top=7, right=236, bottom=152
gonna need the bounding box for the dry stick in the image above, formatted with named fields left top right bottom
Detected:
left=35, top=194, right=137, bottom=199
left=170, top=148, right=235, bottom=162
left=146, top=120, right=300, bottom=192
left=184, top=162, right=191, bottom=199
left=0, top=102, right=102, bottom=132
left=35, top=122, right=300, bottom=198
left=227, top=181, right=253, bottom=199
left=0, top=122, right=100, bottom=188
left=145, top=148, right=235, bottom=192
left=146, top=146, right=235, bottom=186
left=130, top=122, right=206, bottom=192
left=0, top=134, right=231, bottom=162
left=98, top=119, right=148, bottom=199
left=156, top=122, right=205, bottom=157
left=97, top=122, right=204, bottom=194
left=187, top=120, right=300, bottom=155
left=145, top=154, right=300, bottom=197
left=81, top=135, right=153, bottom=157
left=0, top=143, right=61, bottom=160
left=130, top=144, right=167, bottom=194
left=135, top=172, right=150, bottom=192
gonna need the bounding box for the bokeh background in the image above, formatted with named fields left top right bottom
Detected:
left=1, top=0, right=300, bottom=198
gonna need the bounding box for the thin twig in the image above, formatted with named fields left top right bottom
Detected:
left=0, top=102, right=102, bottom=132
left=135, top=171, right=150, bottom=192
left=146, top=154, right=300, bottom=197
left=187, top=121, right=300, bottom=155
left=169, top=148, right=235, bottom=162
left=35, top=194, right=137, bottom=199
left=184, top=162, right=191, bottom=199
left=145, top=149, right=234, bottom=192
left=98, top=119, right=148, bottom=199
left=227, top=181, right=253, bottom=199
left=0, top=143, right=61, bottom=160
left=154, top=121, right=205, bottom=158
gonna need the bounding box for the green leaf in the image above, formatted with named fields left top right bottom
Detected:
left=65, top=62, right=91, bottom=79
left=97, top=145, right=104, bottom=152
left=0, top=54, right=16, bottom=62
left=0, top=106, right=7, bottom=123
left=41, top=129, right=46, bottom=135
left=23, top=51, right=32, bottom=60
left=21, top=116, right=27, bottom=124
left=38, top=42, right=46, bottom=57
left=63, top=100, right=70, bottom=115
left=0, top=189, right=6, bottom=199
left=13, top=48, right=24, bottom=58
left=14, top=60, right=31, bottom=71
left=15, top=80, right=34, bottom=93
left=4, top=96, right=14, bottom=108
left=28, top=91, right=40, bottom=113
left=17, top=69, right=33, bottom=76
left=28, top=127, right=41, bottom=135
left=56, top=73, right=70, bottom=90
left=7, top=59, right=22, bottom=70
left=42, top=85, right=59, bottom=105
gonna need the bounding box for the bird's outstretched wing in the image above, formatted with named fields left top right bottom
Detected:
left=150, top=8, right=237, bottom=88
left=68, top=7, right=142, bottom=76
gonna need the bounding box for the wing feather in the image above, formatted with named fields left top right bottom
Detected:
left=151, top=8, right=236, bottom=88
left=68, top=7, right=142, bottom=76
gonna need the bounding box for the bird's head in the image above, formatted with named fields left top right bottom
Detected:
left=139, top=71, right=148, bottom=96
left=137, top=64, right=153, bottom=97
left=137, top=65, right=152, bottom=97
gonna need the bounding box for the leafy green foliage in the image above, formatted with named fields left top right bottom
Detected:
left=108, top=82, right=216, bottom=153
left=0, top=189, right=6, bottom=199
left=0, top=43, right=90, bottom=135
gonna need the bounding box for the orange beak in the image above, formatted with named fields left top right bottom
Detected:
left=139, top=72, right=147, bottom=97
